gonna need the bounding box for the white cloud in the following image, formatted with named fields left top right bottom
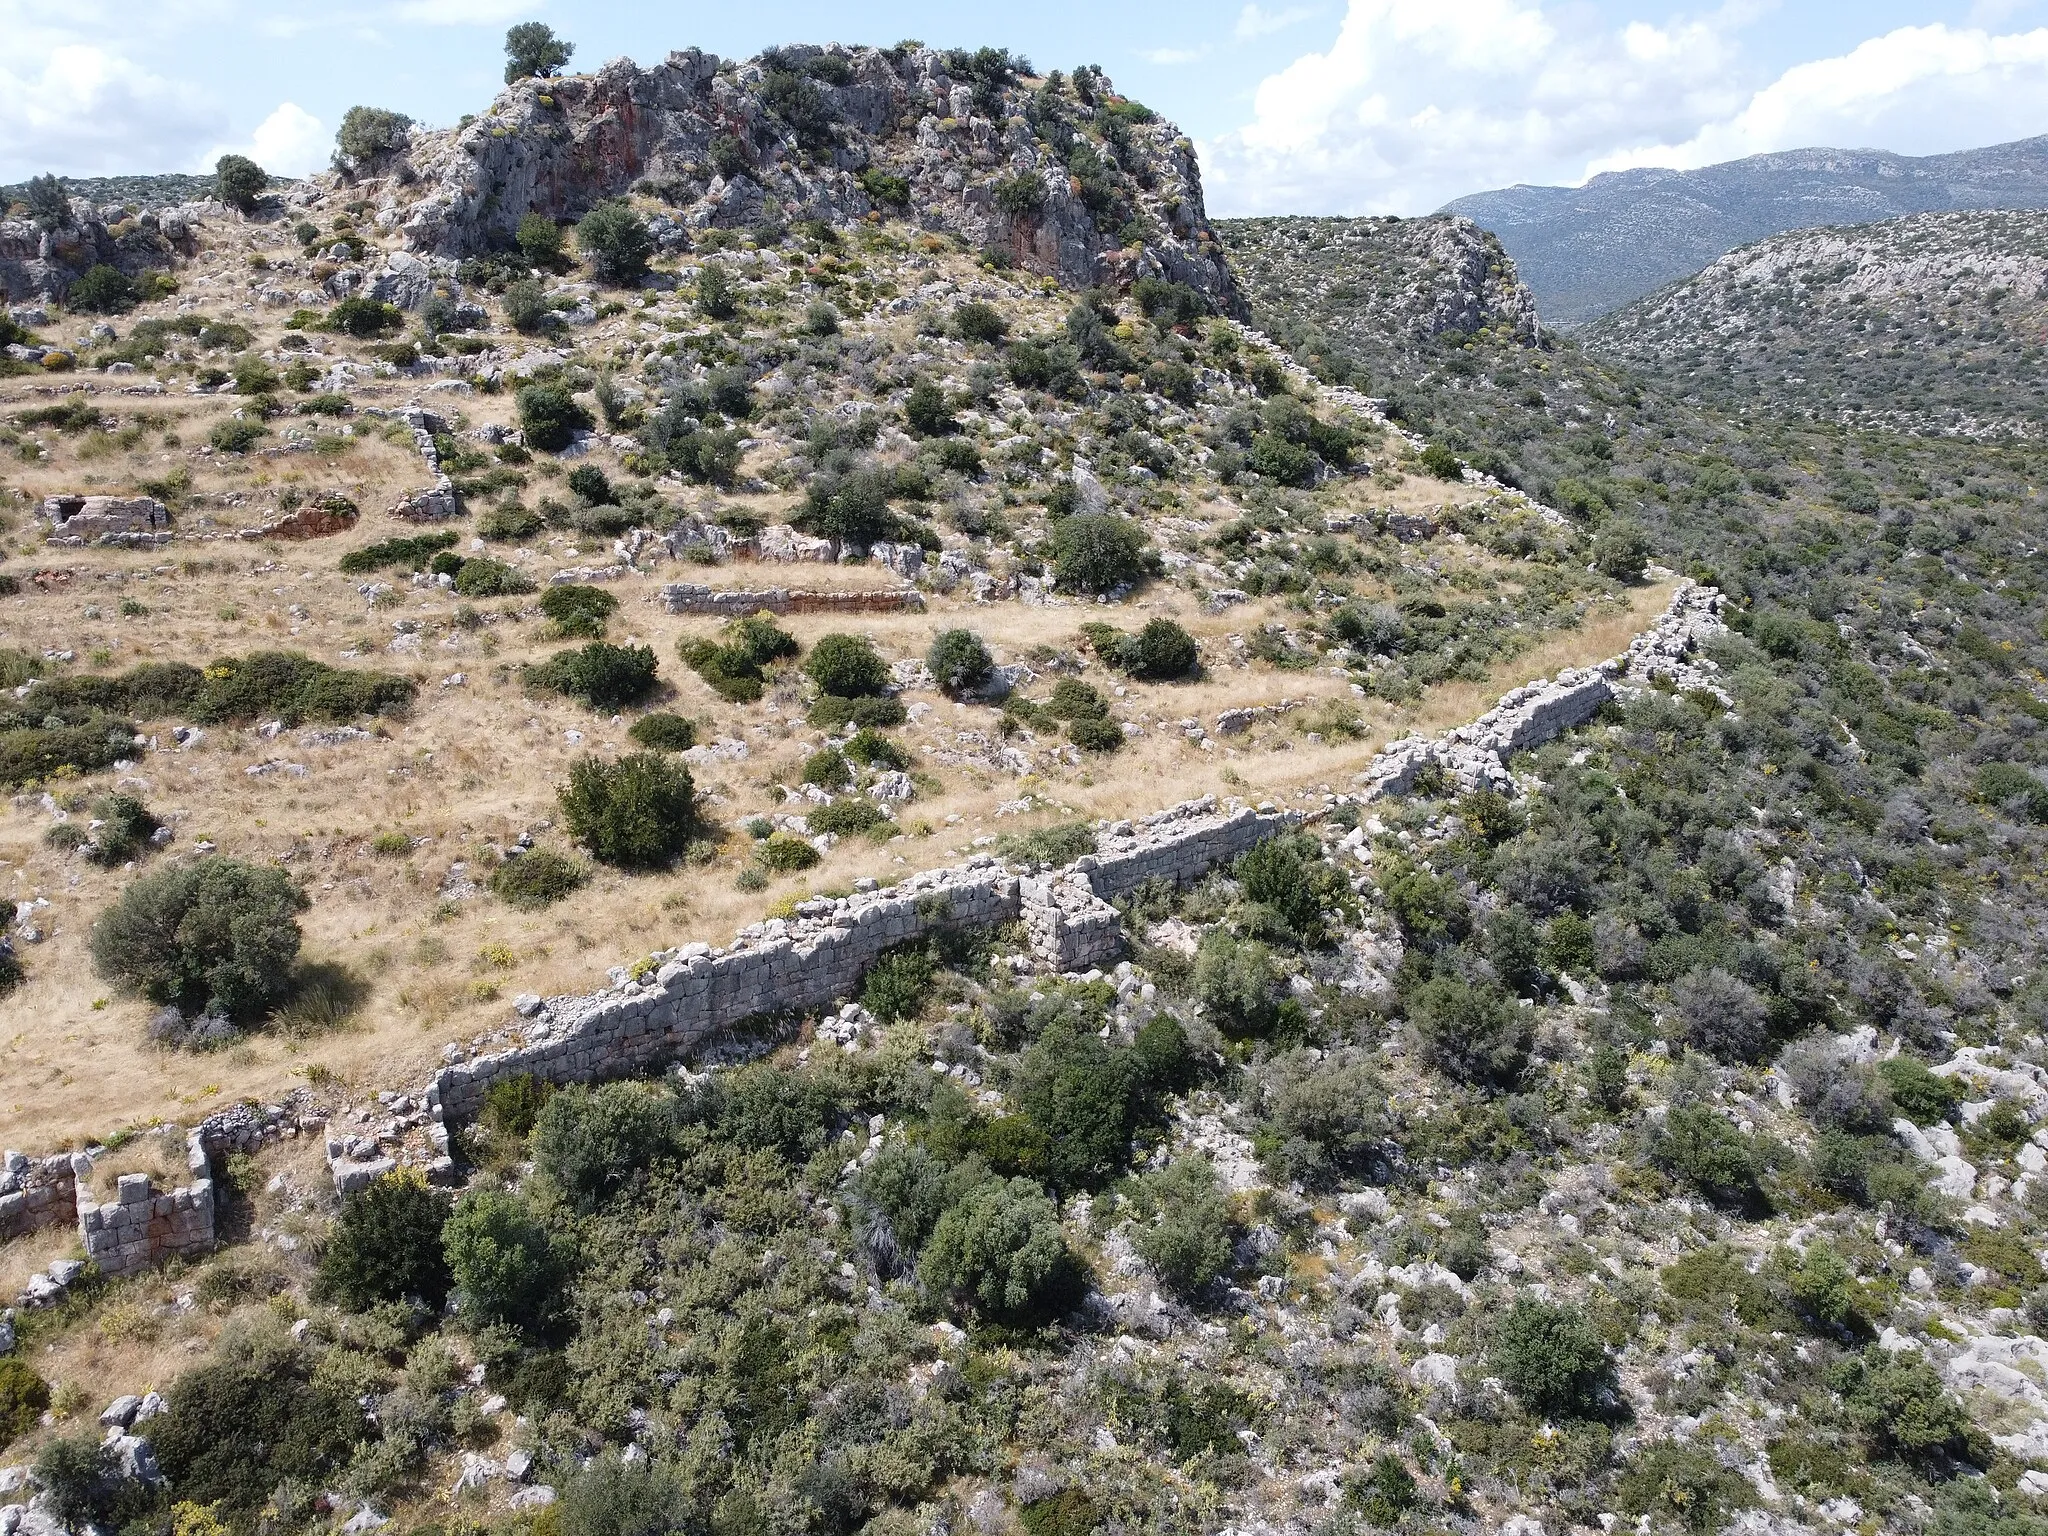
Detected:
left=1590, top=24, right=2048, bottom=174
left=0, top=41, right=223, bottom=178
left=199, top=102, right=328, bottom=177
left=1236, top=4, right=1320, bottom=40
left=1203, top=1, right=2048, bottom=217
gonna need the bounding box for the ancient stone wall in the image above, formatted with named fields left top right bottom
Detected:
left=77, top=1132, right=213, bottom=1279
left=1357, top=582, right=1729, bottom=799
left=660, top=583, right=926, bottom=617
left=0, top=1154, right=81, bottom=1244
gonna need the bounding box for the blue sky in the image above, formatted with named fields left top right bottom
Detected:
left=5, top=1, right=2047, bottom=214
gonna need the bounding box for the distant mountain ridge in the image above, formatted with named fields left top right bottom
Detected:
left=1443, top=135, right=2048, bottom=326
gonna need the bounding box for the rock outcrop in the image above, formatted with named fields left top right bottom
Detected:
left=391, top=46, right=1240, bottom=312
left=0, top=200, right=196, bottom=304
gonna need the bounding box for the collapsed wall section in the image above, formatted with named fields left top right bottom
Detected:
left=660, top=583, right=926, bottom=616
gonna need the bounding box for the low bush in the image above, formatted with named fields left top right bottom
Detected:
left=920, top=1175, right=1074, bottom=1324
left=445, top=1187, right=563, bottom=1333
left=559, top=753, right=699, bottom=869
left=540, top=583, right=619, bottom=638
left=314, top=1170, right=453, bottom=1310
left=578, top=201, right=655, bottom=282
left=527, top=643, right=660, bottom=710
left=759, top=834, right=821, bottom=873
left=805, top=633, right=890, bottom=697
left=151, top=1346, right=368, bottom=1513
left=183, top=651, right=413, bottom=726
left=807, top=695, right=907, bottom=729
left=209, top=418, right=267, bottom=454
left=0, top=1358, right=49, bottom=1444
left=1046, top=678, right=1109, bottom=720
left=1068, top=716, right=1123, bottom=752
left=517, top=382, right=592, bottom=453
left=82, top=793, right=161, bottom=866
left=1250, top=1046, right=1388, bottom=1185
left=533, top=1082, right=678, bottom=1212
left=480, top=502, right=544, bottom=541
left=1051, top=513, right=1149, bottom=594
left=680, top=614, right=798, bottom=702
left=1592, top=522, right=1652, bottom=581
left=491, top=849, right=587, bottom=909
left=91, top=856, right=308, bottom=1020
left=1491, top=1297, right=1610, bottom=1416
left=810, top=798, right=887, bottom=837
left=451, top=556, right=537, bottom=598
left=844, top=728, right=908, bottom=768
left=1083, top=617, right=1198, bottom=679
left=802, top=747, right=852, bottom=788
left=1129, top=1157, right=1234, bottom=1297
left=628, top=713, right=696, bottom=751
left=339, top=532, right=458, bottom=574
left=929, top=628, right=994, bottom=695
left=1614, top=1441, right=1755, bottom=1532
left=1406, top=975, right=1530, bottom=1090
left=326, top=297, right=405, bottom=337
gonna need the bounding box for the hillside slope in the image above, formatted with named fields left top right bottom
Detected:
left=1444, top=135, right=2048, bottom=325
left=1582, top=208, right=2048, bottom=437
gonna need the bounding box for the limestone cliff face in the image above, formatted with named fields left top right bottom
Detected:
left=392, top=44, right=1241, bottom=312
left=0, top=200, right=198, bottom=304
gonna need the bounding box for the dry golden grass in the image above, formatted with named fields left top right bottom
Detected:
left=0, top=217, right=1666, bottom=1148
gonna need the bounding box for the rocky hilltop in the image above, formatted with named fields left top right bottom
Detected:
left=388, top=44, right=1239, bottom=312
left=1582, top=207, right=2048, bottom=437
left=1445, top=134, right=2048, bottom=325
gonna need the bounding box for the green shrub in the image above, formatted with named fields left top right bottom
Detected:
left=921, top=1175, right=1074, bottom=1323
left=843, top=728, right=908, bottom=769
left=83, top=793, right=161, bottom=867
left=517, top=381, right=593, bottom=452
left=539, top=583, right=619, bottom=638
left=1130, top=1157, right=1233, bottom=1297
left=955, top=301, right=1010, bottom=343
left=340, top=531, right=458, bottom=574
left=68, top=264, right=138, bottom=315
left=1976, top=761, right=2048, bottom=822
left=1419, top=442, right=1463, bottom=480
left=904, top=379, right=955, bottom=436
left=1250, top=1046, right=1387, bottom=1186
left=929, top=628, right=994, bottom=695
left=186, top=651, right=412, bottom=725
left=559, top=1457, right=689, bottom=1536
left=91, top=856, right=308, bottom=1019
left=326, top=296, right=404, bottom=336
left=491, top=848, right=587, bottom=909
left=1651, top=1105, right=1761, bottom=1205
left=516, top=212, right=565, bottom=268
left=859, top=1141, right=968, bottom=1252
left=527, top=642, right=660, bottom=710
left=863, top=946, right=935, bottom=1021
left=483, top=1074, right=554, bottom=1139
left=1046, top=678, right=1108, bottom=720
left=216, top=153, right=267, bottom=211
left=1236, top=833, right=1350, bottom=946
left=1194, top=930, right=1279, bottom=1036
left=1615, top=1441, right=1755, bottom=1532
left=807, top=695, right=907, bottom=729
left=805, top=633, right=890, bottom=697
left=559, top=752, right=699, bottom=868
left=1592, top=521, right=1652, bottom=581
left=1129, top=617, right=1198, bottom=679
left=445, top=1187, right=563, bottom=1332
left=1019, top=1491, right=1098, bottom=1536
left=566, top=464, right=614, bottom=504
left=504, top=278, right=553, bottom=334
left=335, top=105, right=413, bottom=167
left=209, top=417, right=267, bottom=453
left=34, top=1437, right=143, bottom=1533
left=628, top=713, right=696, bottom=751
left=1880, top=1055, right=1962, bottom=1124
left=152, top=1348, right=368, bottom=1513
left=577, top=201, right=655, bottom=283
left=1068, top=716, right=1123, bottom=752
left=1013, top=1024, right=1149, bottom=1192
left=1829, top=1348, right=1971, bottom=1463
left=1491, top=1297, right=1610, bottom=1416
left=810, top=798, right=887, bottom=837
left=314, top=1170, right=453, bottom=1310
left=802, top=747, right=852, bottom=788
left=452, top=556, right=537, bottom=597
left=533, top=1081, right=677, bottom=1212
left=1052, top=513, right=1148, bottom=593
left=1405, top=975, right=1530, bottom=1090
left=759, top=834, right=821, bottom=873
left=696, top=262, right=737, bottom=320
left=0, top=1358, right=49, bottom=1444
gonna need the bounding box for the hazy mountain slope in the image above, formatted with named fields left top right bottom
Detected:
left=1582, top=208, right=2048, bottom=437
left=1444, top=135, right=2048, bottom=325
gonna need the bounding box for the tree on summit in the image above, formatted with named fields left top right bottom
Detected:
left=506, top=23, right=575, bottom=84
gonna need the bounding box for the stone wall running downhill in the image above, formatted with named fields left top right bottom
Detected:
left=660, top=583, right=927, bottom=617
left=0, top=1154, right=85, bottom=1245
left=1358, top=581, right=1728, bottom=799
